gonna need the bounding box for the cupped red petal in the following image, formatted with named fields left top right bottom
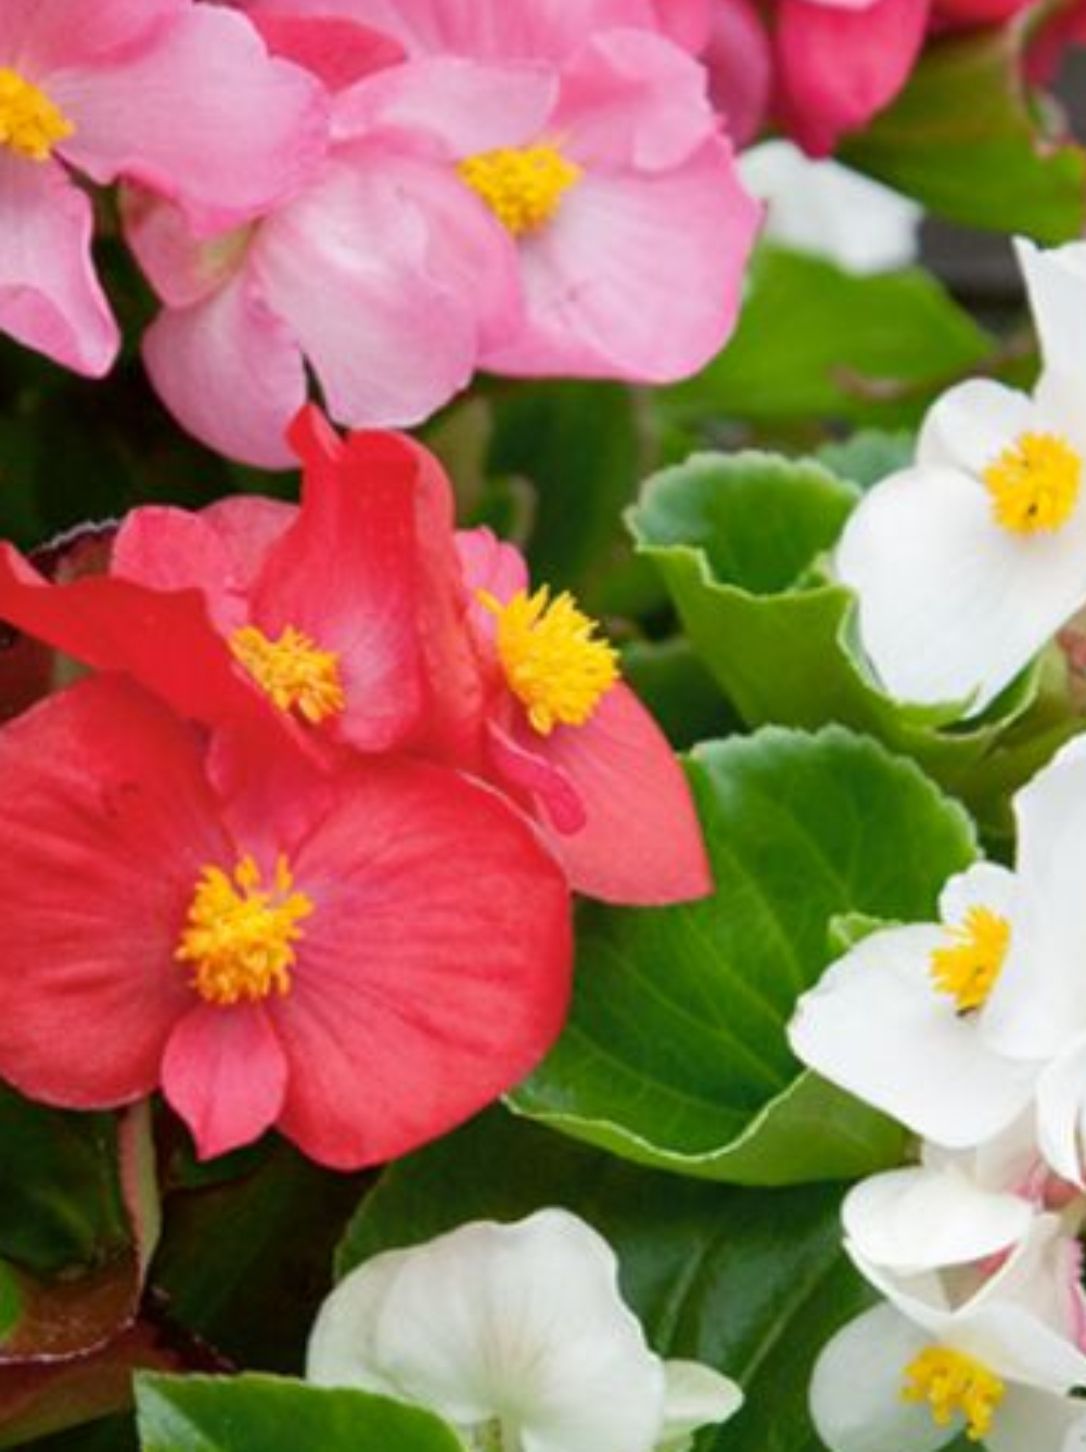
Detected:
left=0, top=676, right=229, bottom=1108
left=530, top=683, right=712, bottom=905
left=270, top=756, right=572, bottom=1169
left=112, top=506, right=251, bottom=633
left=162, top=1003, right=288, bottom=1160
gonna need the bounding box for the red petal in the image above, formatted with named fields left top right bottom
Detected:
left=162, top=1004, right=287, bottom=1159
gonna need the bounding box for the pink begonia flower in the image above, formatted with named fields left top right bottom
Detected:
left=131, top=6, right=759, bottom=463
left=0, top=672, right=571, bottom=1167
left=0, top=0, right=326, bottom=377
left=455, top=527, right=711, bottom=906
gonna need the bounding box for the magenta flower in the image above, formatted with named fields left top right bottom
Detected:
left=0, top=0, right=326, bottom=376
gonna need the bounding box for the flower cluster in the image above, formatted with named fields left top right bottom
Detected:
left=0, top=405, right=709, bottom=1170
left=790, top=736, right=1086, bottom=1448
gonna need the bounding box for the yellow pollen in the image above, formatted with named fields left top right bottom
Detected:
left=480, top=586, right=619, bottom=736
left=176, top=854, right=313, bottom=1007
left=930, top=906, right=1010, bottom=1013
left=902, top=1346, right=1005, bottom=1442
left=230, top=624, right=345, bottom=724
left=983, top=431, right=1082, bottom=534
left=0, top=69, right=73, bottom=161
left=457, top=144, right=582, bottom=236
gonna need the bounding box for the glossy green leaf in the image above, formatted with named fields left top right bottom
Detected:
left=135, top=1374, right=462, bottom=1452
left=659, top=249, right=993, bottom=431
left=339, top=1108, right=871, bottom=1452
left=510, top=726, right=975, bottom=1183
left=844, top=27, right=1086, bottom=242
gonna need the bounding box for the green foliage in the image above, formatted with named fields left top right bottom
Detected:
left=135, top=1375, right=462, bottom=1452
left=339, top=1108, right=872, bottom=1452
left=509, top=726, right=974, bottom=1183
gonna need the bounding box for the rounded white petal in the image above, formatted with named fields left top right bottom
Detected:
left=1015, top=236, right=1086, bottom=381
left=1037, top=1038, right=1086, bottom=1188
left=986, top=1385, right=1086, bottom=1452
left=738, top=140, right=921, bottom=275
left=657, top=1360, right=742, bottom=1450
left=916, top=379, right=1036, bottom=476
left=809, top=1304, right=957, bottom=1452
left=788, top=924, right=1036, bottom=1149
left=307, top=1210, right=666, bottom=1452
left=835, top=461, right=1086, bottom=713
left=921, top=1112, right=1044, bottom=1199
left=843, top=1165, right=1033, bottom=1275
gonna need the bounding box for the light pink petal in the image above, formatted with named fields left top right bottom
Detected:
left=775, top=0, right=929, bottom=156
left=457, top=526, right=530, bottom=602
left=482, top=142, right=760, bottom=382
left=162, top=1004, right=288, bottom=1160
left=249, top=13, right=405, bottom=90
left=254, top=154, right=478, bottom=429
left=272, top=757, right=572, bottom=1169
left=54, top=6, right=329, bottom=232
left=531, top=684, right=711, bottom=904
left=487, top=717, right=588, bottom=835
left=0, top=0, right=181, bottom=74
left=142, top=270, right=307, bottom=469
left=122, top=188, right=252, bottom=310
left=112, top=506, right=251, bottom=634
left=0, top=676, right=228, bottom=1110
left=0, top=152, right=117, bottom=376
left=554, top=30, right=719, bottom=172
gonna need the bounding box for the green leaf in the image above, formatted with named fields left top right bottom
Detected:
left=338, top=1108, right=872, bottom=1452
left=843, top=27, right=1086, bottom=242
left=628, top=451, right=1074, bottom=822
left=135, top=1375, right=462, bottom=1452
left=621, top=638, right=740, bottom=750
left=659, top=249, right=993, bottom=432
left=815, top=429, right=914, bottom=490
left=510, top=726, right=975, bottom=1183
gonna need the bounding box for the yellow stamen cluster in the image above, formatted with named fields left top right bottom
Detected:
left=983, top=431, right=1082, bottom=535
left=0, top=68, right=73, bottom=161
left=930, top=906, right=1010, bottom=1013
left=230, top=624, right=346, bottom=724
left=176, top=854, right=313, bottom=1007
left=480, top=586, right=619, bottom=736
left=902, top=1345, right=1005, bottom=1442
left=458, top=144, right=582, bottom=236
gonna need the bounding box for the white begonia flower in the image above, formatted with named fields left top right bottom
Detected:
left=789, top=734, right=1086, bottom=1177
left=738, top=140, right=922, bottom=274
left=811, top=1213, right=1086, bottom=1452
left=305, top=1209, right=742, bottom=1452
left=834, top=236, right=1086, bottom=716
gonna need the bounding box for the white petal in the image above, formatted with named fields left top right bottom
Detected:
left=916, top=379, right=1036, bottom=476
left=788, top=924, right=1036, bottom=1149
left=656, top=1360, right=742, bottom=1450
left=843, top=1165, right=1033, bottom=1275
left=1015, top=236, right=1086, bottom=381
left=922, top=1112, right=1044, bottom=1200
left=307, top=1210, right=666, bottom=1452
left=1037, top=1039, right=1086, bottom=1187
left=986, top=1385, right=1086, bottom=1452
left=738, top=141, right=921, bottom=275
left=809, top=1304, right=958, bottom=1452
left=835, top=462, right=1086, bottom=713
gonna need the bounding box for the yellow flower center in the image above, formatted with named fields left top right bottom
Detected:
left=176, top=854, right=313, bottom=1007
left=930, top=905, right=1010, bottom=1013
left=983, top=431, right=1081, bottom=534
left=902, top=1345, right=1005, bottom=1442
left=0, top=68, right=73, bottom=161
left=457, top=144, right=582, bottom=236
left=230, top=624, right=346, bottom=725
left=480, top=586, right=619, bottom=736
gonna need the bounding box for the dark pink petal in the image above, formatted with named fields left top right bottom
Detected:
left=248, top=13, right=405, bottom=90
left=0, top=676, right=228, bottom=1108
left=774, top=0, right=929, bottom=156
left=162, top=1004, right=288, bottom=1159
left=0, top=543, right=279, bottom=730
left=272, top=756, right=572, bottom=1169
left=55, top=7, right=329, bottom=232
left=199, top=495, right=296, bottom=596
left=532, top=684, right=711, bottom=904
left=0, top=0, right=181, bottom=74
left=703, top=0, right=772, bottom=147
left=933, top=0, right=1031, bottom=22
left=0, top=152, right=118, bottom=377
left=649, top=0, right=713, bottom=50
left=142, top=271, right=307, bottom=470
left=250, top=424, right=422, bottom=752
left=112, top=506, right=250, bottom=633
left=487, top=717, right=587, bottom=835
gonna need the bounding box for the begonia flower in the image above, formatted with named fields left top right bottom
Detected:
left=455, top=527, right=711, bottom=905
left=789, top=734, right=1086, bottom=1186
left=811, top=1209, right=1086, bottom=1452
left=739, top=140, right=921, bottom=273
left=835, top=237, right=1086, bottom=715
left=0, top=0, right=326, bottom=377
left=307, top=1209, right=741, bottom=1452
left=0, top=672, right=571, bottom=1168
left=131, top=4, right=759, bottom=463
